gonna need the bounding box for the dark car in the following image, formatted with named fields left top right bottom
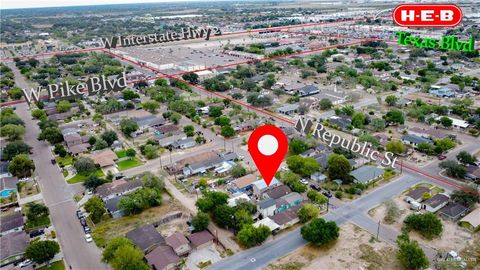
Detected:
left=79, top=217, right=87, bottom=226
left=83, top=226, right=91, bottom=233
left=29, top=228, right=45, bottom=238
left=322, top=191, right=333, bottom=198
left=51, top=159, right=56, bottom=164
left=437, top=155, right=447, bottom=160
left=310, top=184, right=321, bottom=191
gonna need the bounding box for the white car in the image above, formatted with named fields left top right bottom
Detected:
left=300, top=178, right=309, bottom=185
left=85, top=234, right=93, bottom=243
left=19, top=259, right=33, bottom=268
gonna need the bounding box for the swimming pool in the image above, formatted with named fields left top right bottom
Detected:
left=0, top=189, right=16, bottom=198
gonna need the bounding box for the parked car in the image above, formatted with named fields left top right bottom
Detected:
left=76, top=210, right=84, bottom=219
left=437, top=154, right=447, bottom=160
left=322, top=191, right=333, bottom=198
left=19, top=260, right=33, bottom=268
left=51, top=159, right=56, bottom=164
left=29, top=228, right=45, bottom=238
left=300, top=178, right=309, bottom=185
left=310, top=184, right=321, bottom=191
left=83, top=226, right=91, bottom=233
left=79, top=217, right=87, bottom=226
left=85, top=234, right=93, bottom=243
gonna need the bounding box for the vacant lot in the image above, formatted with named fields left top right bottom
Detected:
left=266, top=223, right=401, bottom=270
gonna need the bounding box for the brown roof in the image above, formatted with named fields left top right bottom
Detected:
left=0, top=231, right=29, bottom=261
left=68, top=143, right=90, bottom=155
left=64, top=133, right=82, bottom=143
left=424, top=194, right=449, bottom=208
left=155, top=124, right=180, bottom=134
left=145, top=245, right=180, bottom=270
left=232, top=174, right=257, bottom=189
left=172, top=151, right=219, bottom=171
left=96, top=179, right=142, bottom=199
left=271, top=204, right=302, bottom=226
left=88, top=149, right=117, bottom=167
left=265, top=185, right=292, bottom=199
left=0, top=212, right=24, bottom=233
left=406, top=187, right=431, bottom=201
left=165, top=232, right=189, bottom=250
left=126, top=224, right=165, bottom=252
left=187, top=231, right=214, bottom=248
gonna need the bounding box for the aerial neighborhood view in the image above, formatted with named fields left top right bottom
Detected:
left=0, top=1, right=479, bottom=270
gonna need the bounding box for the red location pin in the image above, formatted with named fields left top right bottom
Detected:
left=248, top=125, right=288, bottom=186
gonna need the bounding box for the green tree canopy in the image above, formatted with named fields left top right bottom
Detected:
left=327, top=153, right=351, bottom=182
left=8, top=154, right=35, bottom=177
left=25, top=240, right=60, bottom=264
left=404, top=213, right=443, bottom=239
left=192, top=211, right=210, bottom=232
left=85, top=196, right=106, bottom=223
left=298, top=203, right=320, bottom=223
left=301, top=218, right=339, bottom=246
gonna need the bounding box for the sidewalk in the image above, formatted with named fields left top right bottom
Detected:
left=18, top=193, right=43, bottom=205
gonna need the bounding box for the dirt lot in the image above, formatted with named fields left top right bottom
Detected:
left=266, top=223, right=401, bottom=270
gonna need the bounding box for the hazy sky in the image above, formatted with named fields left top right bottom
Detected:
left=1, top=0, right=193, bottom=9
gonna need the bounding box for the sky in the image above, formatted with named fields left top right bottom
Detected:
left=1, top=0, right=194, bottom=9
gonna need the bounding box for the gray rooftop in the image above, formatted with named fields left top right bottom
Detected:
left=350, top=166, right=384, bottom=184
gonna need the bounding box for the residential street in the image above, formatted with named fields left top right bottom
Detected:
left=8, top=62, right=109, bottom=270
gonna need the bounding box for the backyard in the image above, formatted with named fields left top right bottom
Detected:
left=67, top=169, right=104, bottom=184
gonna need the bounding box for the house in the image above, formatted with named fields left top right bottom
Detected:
left=165, top=232, right=191, bottom=256
left=64, top=133, right=83, bottom=147
left=187, top=230, right=214, bottom=250
left=154, top=125, right=181, bottom=137
left=132, top=115, right=165, bottom=130
left=0, top=177, right=18, bottom=198
left=227, top=193, right=251, bottom=207
left=422, top=193, right=450, bottom=213
left=350, top=166, right=384, bottom=184
left=430, top=87, right=455, bottom=98
left=257, top=197, right=277, bottom=217
left=126, top=224, right=166, bottom=253
left=252, top=178, right=280, bottom=196
left=264, top=185, right=291, bottom=200
left=404, top=187, right=431, bottom=203
left=88, top=149, right=118, bottom=168
left=435, top=116, right=469, bottom=129
left=277, top=104, right=299, bottom=115
left=171, top=137, right=196, bottom=150
left=271, top=204, right=302, bottom=230
left=310, top=172, right=327, bottom=183
left=96, top=179, right=142, bottom=201
left=329, top=116, right=351, bottom=130
left=145, top=245, right=180, bottom=270
left=180, top=152, right=224, bottom=176
left=465, top=165, right=480, bottom=181
left=68, top=143, right=90, bottom=155
left=408, top=127, right=449, bottom=140
left=0, top=212, right=24, bottom=236
left=298, top=85, right=319, bottom=97
left=401, top=134, right=432, bottom=147
left=253, top=217, right=280, bottom=233
left=104, top=196, right=123, bottom=218
left=459, top=208, right=480, bottom=231
left=438, top=202, right=468, bottom=221
left=230, top=174, right=257, bottom=193
left=0, top=231, right=29, bottom=267
left=157, top=134, right=185, bottom=147
left=274, top=192, right=304, bottom=214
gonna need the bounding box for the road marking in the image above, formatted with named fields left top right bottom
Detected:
left=48, top=198, right=74, bottom=208
left=250, top=258, right=256, bottom=263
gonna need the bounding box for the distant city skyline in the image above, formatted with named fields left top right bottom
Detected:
left=1, top=0, right=198, bottom=10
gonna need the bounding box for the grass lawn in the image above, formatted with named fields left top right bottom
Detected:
left=117, top=158, right=142, bottom=171
left=67, top=169, right=104, bottom=184
left=55, top=155, right=73, bottom=167
left=25, top=215, right=51, bottom=229
left=38, top=261, right=65, bottom=270
left=115, top=150, right=127, bottom=158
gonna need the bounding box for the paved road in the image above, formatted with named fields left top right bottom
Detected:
left=8, top=63, right=108, bottom=270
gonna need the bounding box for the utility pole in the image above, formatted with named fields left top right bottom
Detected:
left=376, top=221, right=380, bottom=241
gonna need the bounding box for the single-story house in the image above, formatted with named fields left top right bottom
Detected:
left=126, top=224, right=166, bottom=253
left=157, top=134, right=186, bottom=147
left=253, top=217, right=280, bottom=233
left=277, top=104, right=299, bottom=115
left=271, top=204, right=302, bottom=230
left=230, top=174, right=257, bottom=193
left=350, top=166, right=384, bottom=184
left=465, top=165, right=480, bottom=181
left=422, top=193, right=450, bottom=213
left=408, top=127, right=449, bottom=140
left=165, top=232, right=191, bottom=256
left=263, top=185, right=292, bottom=200
left=0, top=231, right=29, bottom=267
left=88, top=149, right=118, bottom=168
left=154, top=125, right=181, bottom=137
left=104, top=196, right=123, bottom=218
left=64, top=133, right=83, bottom=148
left=329, top=116, right=351, bottom=130
left=171, top=137, right=196, bottom=150
left=187, top=231, right=214, bottom=250
left=401, top=134, right=432, bottom=147
left=438, top=202, right=469, bottom=221
left=252, top=178, right=280, bottom=197
left=0, top=212, right=24, bottom=236
left=181, top=154, right=224, bottom=176
left=274, top=192, right=304, bottom=215
left=430, top=87, right=455, bottom=98
left=132, top=115, right=165, bottom=130
left=435, top=116, right=469, bottom=129
left=68, top=143, right=90, bottom=155
left=145, top=245, right=180, bottom=270
left=298, top=85, right=319, bottom=97
left=459, top=208, right=480, bottom=232
left=404, top=187, right=431, bottom=203
left=96, top=179, right=142, bottom=201
left=257, top=197, right=277, bottom=218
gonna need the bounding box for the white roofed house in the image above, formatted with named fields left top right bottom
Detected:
left=435, top=116, right=469, bottom=129
left=422, top=193, right=450, bottom=213
left=277, top=104, right=299, bottom=115
left=252, top=178, right=280, bottom=197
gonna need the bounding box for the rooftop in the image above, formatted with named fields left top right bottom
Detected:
left=126, top=224, right=165, bottom=252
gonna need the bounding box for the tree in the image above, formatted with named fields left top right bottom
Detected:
left=286, top=155, right=320, bottom=177
left=384, top=109, right=405, bottom=125
left=385, top=95, right=399, bottom=106
left=307, top=190, right=328, bottom=205
left=396, top=233, right=429, bottom=270
left=143, top=144, right=158, bottom=159
left=102, top=237, right=134, bottom=262
left=191, top=212, right=210, bottom=231
left=56, top=100, right=72, bottom=113
left=214, top=116, right=231, bottom=127
left=319, top=98, right=333, bottom=110
left=0, top=124, right=25, bottom=140
left=1, top=141, right=30, bottom=160
left=327, top=154, right=351, bottom=181
left=213, top=204, right=236, bottom=229
left=168, top=112, right=181, bottom=124
left=439, top=160, right=465, bottom=178
left=84, top=175, right=106, bottom=190
left=38, top=127, right=63, bottom=144
left=298, top=203, right=320, bottom=223
left=119, top=119, right=139, bottom=137
left=8, top=87, right=23, bottom=100
left=208, top=106, right=223, bottom=117
left=438, top=116, right=453, bottom=128
left=118, top=188, right=162, bottom=215
left=95, top=138, right=108, bottom=150
left=289, top=138, right=309, bottom=155
left=184, top=125, right=195, bottom=137
left=8, top=154, right=35, bottom=177
left=141, top=172, right=164, bottom=190
left=278, top=171, right=307, bottom=193
left=231, top=164, right=247, bottom=178
left=301, top=218, right=339, bottom=246
left=456, top=151, right=477, bottom=165
left=101, top=130, right=118, bottom=146
left=31, top=109, right=47, bottom=120
left=111, top=244, right=149, bottom=270
left=371, top=118, right=386, bottom=131
left=404, top=213, right=443, bottom=239
left=385, top=140, right=406, bottom=155
left=154, top=78, right=168, bottom=86
left=196, top=191, right=229, bottom=212
left=74, top=157, right=96, bottom=175
left=122, top=90, right=139, bottom=100
left=234, top=209, right=253, bottom=231
left=85, top=196, right=106, bottom=223
left=26, top=202, right=49, bottom=222
left=351, top=112, right=366, bottom=128
left=141, top=100, right=160, bottom=113
left=182, top=73, right=199, bottom=84
left=237, top=224, right=270, bottom=248
left=221, top=125, right=235, bottom=138
left=450, top=190, right=480, bottom=207
left=126, top=148, right=136, bottom=158
left=25, top=240, right=60, bottom=264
